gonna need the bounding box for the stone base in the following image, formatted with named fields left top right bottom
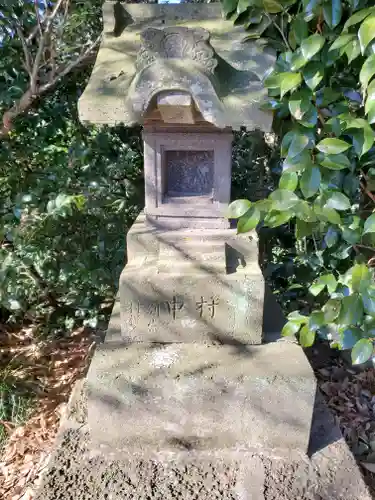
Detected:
left=87, top=337, right=316, bottom=453
left=119, top=213, right=264, bottom=344
left=34, top=380, right=372, bottom=500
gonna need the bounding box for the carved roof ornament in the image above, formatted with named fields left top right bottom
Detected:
left=78, top=2, right=277, bottom=131
left=136, top=27, right=218, bottom=74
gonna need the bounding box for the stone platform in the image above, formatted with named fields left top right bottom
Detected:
left=87, top=335, right=316, bottom=453
left=34, top=378, right=372, bottom=500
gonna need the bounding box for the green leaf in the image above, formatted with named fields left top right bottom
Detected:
left=264, top=72, right=282, bottom=89
left=316, top=138, right=351, bottom=154
left=322, top=206, right=341, bottom=225
left=368, top=79, right=375, bottom=99
left=291, top=15, right=308, bottom=45
left=340, top=328, right=362, bottom=350
left=344, top=39, right=361, bottom=63
left=237, top=206, right=261, bottom=233
left=299, top=325, right=316, bottom=347
left=280, top=72, right=302, bottom=98
left=351, top=338, right=373, bottom=365
left=279, top=171, right=298, bottom=191
left=324, top=226, right=339, bottom=247
left=323, top=274, right=338, bottom=294
left=255, top=198, right=272, bottom=213
left=295, top=218, right=315, bottom=238
left=226, top=199, right=251, bottom=219
left=281, top=320, right=301, bottom=336
left=360, top=54, right=375, bottom=89
left=351, top=263, right=372, bottom=292
left=288, top=90, right=311, bottom=120
left=295, top=199, right=317, bottom=222
left=324, top=192, right=351, bottom=211
left=362, top=288, right=375, bottom=316
left=342, top=227, right=361, bottom=245
left=300, top=166, right=321, bottom=198
left=290, top=50, right=308, bottom=71
left=309, top=311, right=325, bottom=331
left=237, top=0, right=250, bottom=14
left=263, top=0, right=283, bottom=13
left=319, top=153, right=351, bottom=170
left=303, top=62, right=324, bottom=90
left=287, top=311, right=308, bottom=324
left=288, top=133, right=309, bottom=158
left=269, top=189, right=300, bottom=210
left=345, top=118, right=375, bottom=156
left=310, top=274, right=337, bottom=296
left=264, top=210, right=293, bottom=227
left=329, top=34, right=356, bottom=52
left=363, top=213, right=375, bottom=234
left=359, top=14, right=375, bottom=54
left=338, top=293, right=364, bottom=325
left=310, top=281, right=325, bottom=296
left=244, top=9, right=263, bottom=27
left=242, top=15, right=271, bottom=40
left=323, top=298, right=341, bottom=322
left=351, top=128, right=374, bottom=157
left=301, top=34, right=325, bottom=61
left=323, top=0, right=342, bottom=28
left=222, top=0, right=239, bottom=15
left=283, top=150, right=311, bottom=172
left=343, top=7, right=375, bottom=31
left=299, top=107, right=318, bottom=128
left=303, top=0, right=320, bottom=22
left=280, top=130, right=296, bottom=157
left=367, top=104, right=375, bottom=125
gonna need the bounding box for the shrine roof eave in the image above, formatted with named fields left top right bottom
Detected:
left=78, top=2, right=276, bottom=132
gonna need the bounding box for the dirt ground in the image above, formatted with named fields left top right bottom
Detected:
left=0, top=325, right=374, bottom=499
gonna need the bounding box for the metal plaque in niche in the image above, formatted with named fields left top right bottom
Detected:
left=166, top=150, right=214, bottom=197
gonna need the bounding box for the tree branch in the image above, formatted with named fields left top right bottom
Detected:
left=39, top=35, right=101, bottom=93
left=30, top=0, right=65, bottom=93
left=265, top=13, right=291, bottom=51
left=15, top=26, right=33, bottom=78
left=361, top=181, right=375, bottom=205
left=0, top=34, right=100, bottom=138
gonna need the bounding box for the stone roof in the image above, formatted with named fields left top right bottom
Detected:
left=78, top=2, right=276, bottom=131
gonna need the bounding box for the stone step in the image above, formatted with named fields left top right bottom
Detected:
left=87, top=341, right=316, bottom=454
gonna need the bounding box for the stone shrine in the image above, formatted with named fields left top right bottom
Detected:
left=33, top=3, right=372, bottom=499
left=80, top=0, right=314, bottom=469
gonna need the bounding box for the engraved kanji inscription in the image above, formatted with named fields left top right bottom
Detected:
left=166, top=295, right=184, bottom=319
left=196, top=296, right=219, bottom=318
left=126, top=301, right=140, bottom=330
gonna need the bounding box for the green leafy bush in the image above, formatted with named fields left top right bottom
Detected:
left=223, top=0, right=375, bottom=365
left=0, top=1, right=144, bottom=332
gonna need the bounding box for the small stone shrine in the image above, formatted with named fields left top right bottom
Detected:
left=80, top=0, right=316, bottom=468
left=33, top=4, right=373, bottom=499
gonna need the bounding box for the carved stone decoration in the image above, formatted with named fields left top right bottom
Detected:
left=166, top=150, right=214, bottom=197
left=136, top=26, right=218, bottom=74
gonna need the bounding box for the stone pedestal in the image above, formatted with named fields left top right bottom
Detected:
left=85, top=212, right=317, bottom=456
left=118, top=213, right=264, bottom=344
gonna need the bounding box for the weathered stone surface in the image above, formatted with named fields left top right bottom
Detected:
left=118, top=213, right=264, bottom=344
left=78, top=3, right=276, bottom=130
left=156, top=91, right=195, bottom=124
left=119, top=267, right=264, bottom=344
left=34, top=379, right=372, bottom=500
left=143, top=130, right=233, bottom=228
left=86, top=340, right=316, bottom=453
